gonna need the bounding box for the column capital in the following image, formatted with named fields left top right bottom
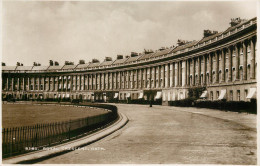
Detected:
left=228, top=45, right=234, bottom=51
left=242, top=39, right=249, bottom=46
left=250, top=36, right=256, bottom=43
left=221, top=47, right=227, bottom=53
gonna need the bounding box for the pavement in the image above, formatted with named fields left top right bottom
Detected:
left=34, top=104, right=257, bottom=165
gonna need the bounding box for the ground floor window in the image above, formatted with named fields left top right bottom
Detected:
left=230, top=90, right=233, bottom=101
left=245, top=89, right=248, bottom=100
left=237, top=90, right=240, bottom=101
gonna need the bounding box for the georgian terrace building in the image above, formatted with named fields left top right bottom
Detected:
left=2, top=17, right=257, bottom=105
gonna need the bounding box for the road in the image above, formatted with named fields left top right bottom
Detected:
left=38, top=104, right=256, bottom=164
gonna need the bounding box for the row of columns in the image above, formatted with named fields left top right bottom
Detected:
left=3, top=37, right=256, bottom=92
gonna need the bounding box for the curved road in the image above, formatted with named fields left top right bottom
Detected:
left=38, top=104, right=256, bottom=164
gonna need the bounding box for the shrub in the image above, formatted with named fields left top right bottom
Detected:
left=169, top=98, right=195, bottom=107
left=194, top=100, right=257, bottom=114
left=188, top=86, right=206, bottom=99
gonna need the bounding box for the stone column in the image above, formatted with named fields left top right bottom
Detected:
left=130, top=70, right=132, bottom=89
left=22, top=77, right=25, bottom=90
left=47, top=76, right=50, bottom=91
left=157, top=66, right=160, bottom=88
left=172, top=63, right=175, bottom=87
left=149, top=67, right=152, bottom=88
left=5, top=77, right=8, bottom=90
left=192, top=58, right=195, bottom=86
left=106, top=73, right=109, bottom=90
left=100, top=74, right=103, bottom=90
left=167, top=64, right=170, bottom=87
left=119, top=71, right=122, bottom=89
left=198, top=57, right=201, bottom=85
left=162, top=65, right=165, bottom=88
left=243, top=40, right=248, bottom=80
left=228, top=46, right=233, bottom=82
left=179, top=61, right=182, bottom=86
left=126, top=71, right=129, bottom=89
left=216, top=51, right=220, bottom=83
left=96, top=74, right=98, bottom=90
left=185, top=61, right=188, bottom=86
left=68, top=76, right=71, bottom=91
left=12, top=77, right=14, bottom=91
left=63, top=76, right=65, bottom=91
left=209, top=53, right=212, bottom=84
left=38, top=77, right=41, bottom=91
left=136, top=69, right=138, bottom=89
left=176, top=62, right=179, bottom=86
left=42, top=77, right=45, bottom=91
left=153, top=67, right=156, bottom=88
left=115, top=72, right=118, bottom=89
left=140, top=69, right=143, bottom=89
left=250, top=37, right=256, bottom=79
left=221, top=49, right=226, bottom=83
left=203, top=55, right=207, bottom=85
left=28, top=77, right=30, bottom=91
left=85, top=75, right=88, bottom=90
left=187, top=59, right=190, bottom=86
left=235, top=44, right=240, bottom=81
left=110, top=72, right=113, bottom=90
left=17, top=77, right=20, bottom=91
left=51, top=77, right=54, bottom=91
left=91, top=74, right=93, bottom=90
left=144, top=68, right=147, bottom=88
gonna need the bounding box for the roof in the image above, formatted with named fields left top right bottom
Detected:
left=150, top=48, right=173, bottom=58
left=75, top=63, right=90, bottom=69
left=223, top=19, right=249, bottom=34
left=87, top=62, right=100, bottom=68
left=112, top=58, right=128, bottom=65
left=47, top=65, right=63, bottom=70
left=198, top=32, right=223, bottom=44
left=99, top=61, right=113, bottom=66
left=2, top=66, right=17, bottom=71
left=32, top=66, right=49, bottom=71
left=170, top=41, right=198, bottom=53
left=124, top=55, right=140, bottom=63
left=62, top=65, right=77, bottom=70
left=16, top=66, right=33, bottom=71
left=138, top=52, right=155, bottom=60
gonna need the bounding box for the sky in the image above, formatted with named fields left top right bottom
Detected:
left=2, top=1, right=257, bottom=66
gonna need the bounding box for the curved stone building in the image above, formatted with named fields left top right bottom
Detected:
left=2, top=17, right=257, bottom=105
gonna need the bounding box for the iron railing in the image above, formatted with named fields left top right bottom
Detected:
left=2, top=103, right=118, bottom=158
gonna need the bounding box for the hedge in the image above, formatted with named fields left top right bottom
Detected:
left=194, top=100, right=257, bottom=114
left=169, top=99, right=257, bottom=114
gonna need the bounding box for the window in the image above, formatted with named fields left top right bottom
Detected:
left=230, top=90, right=233, bottom=101
left=237, top=90, right=240, bottom=101
left=245, top=89, right=248, bottom=100
left=216, top=91, right=219, bottom=99
left=210, top=91, right=213, bottom=100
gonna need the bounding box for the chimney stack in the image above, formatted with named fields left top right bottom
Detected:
left=117, top=55, right=123, bottom=59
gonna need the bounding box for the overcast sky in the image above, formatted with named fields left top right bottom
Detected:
left=2, top=1, right=257, bottom=66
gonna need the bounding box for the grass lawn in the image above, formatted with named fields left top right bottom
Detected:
left=2, top=104, right=108, bottom=128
